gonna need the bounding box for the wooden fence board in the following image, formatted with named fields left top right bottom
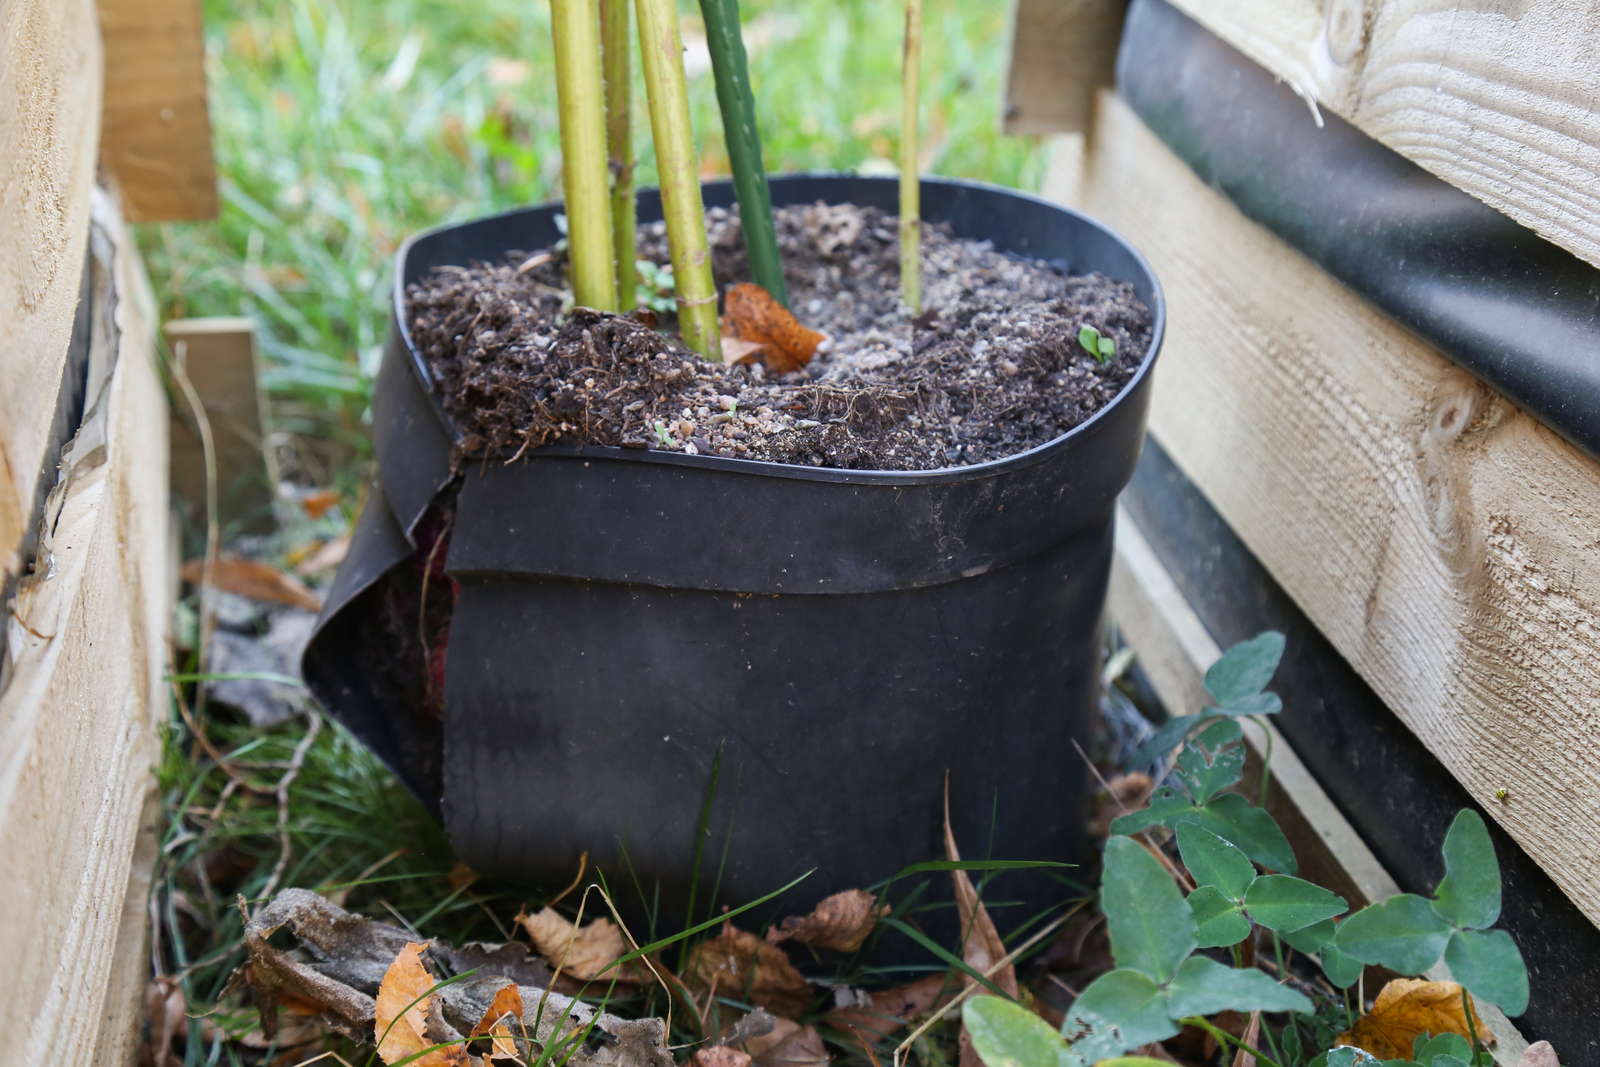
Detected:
left=1079, top=90, right=1600, bottom=930
left=97, top=0, right=217, bottom=221
left=1003, top=0, right=1126, bottom=134
left=1165, top=0, right=1600, bottom=270
left=0, top=0, right=102, bottom=585
left=0, top=189, right=168, bottom=1060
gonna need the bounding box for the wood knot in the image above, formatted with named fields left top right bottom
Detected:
left=1324, top=0, right=1373, bottom=66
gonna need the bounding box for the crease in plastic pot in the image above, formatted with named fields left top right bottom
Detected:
left=303, top=174, right=1166, bottom=933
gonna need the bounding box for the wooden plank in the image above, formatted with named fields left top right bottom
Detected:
left=167, top=318, right=279, bottom=533
left=0, top=0, right=102, bottom=585
left=0, top=188, right=167, bottom=1061
left=1107, top=508, right=1528, bottom=1059
left=1003, top=0, right=1127, bottom=134
left=1163, top=0, right=1600, bottom=270
left=97, top=0, right=217, bottom=222
left=1078, top=89, right=1600, bottom=930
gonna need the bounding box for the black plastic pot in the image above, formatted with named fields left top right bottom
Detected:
left=304, top=175, right=1165, bottom=931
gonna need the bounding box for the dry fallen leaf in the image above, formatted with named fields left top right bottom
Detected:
left=294, top=533, right=352, bottom=576
left=519, top=907, right=644, bottom=983
left=722, top=283, right=825, bottom=374
left=1337, top=979, right=1489, bottom=1060
left=767, top=890, right=885, bottom=954
left=687, top=924, right=814, bottom=1019
left=1519, top=1041, right=1560, bottom=1067
left=470, top=980, right=525, bottom=1060
left=745, top=1018, right=829, bottom=1067
left=182, top=555, right=323, bottom=612
left=945, top=778, right=1017, bottom=1067
left=826, top=973, right=953, bottom=1043
left=374, top=942, right=468, bottom=1066
left=721, top=335, right=771, bottom=364
left=299, top=489, right=342, bottom=519
left=1232, top=1011, right=1261, bottom=1067
left=692, top=1047, right=755, bottom=1067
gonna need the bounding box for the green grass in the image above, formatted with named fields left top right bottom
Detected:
left=141, top=0, right=1041, bottom=483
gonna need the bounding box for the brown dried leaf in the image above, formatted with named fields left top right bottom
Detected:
left=722, top=283, right=825, bottom=374
left=182, top=555, right=323, bottom=612
left=470, top=980, right=525, bottom=1060
left=299, top=489, right=342, bottom=519
left=1231, top=1011, right=1261, bottom=1067
left=518, top=907, right=644, bottom=983
left=767, top=890, right=885, bottom=954
left=1337, top=979, right=1488, bottom=1060
left=692, top=1047, right=755, bottom=1067
left=374, top=942, right=468, bottom=1066
left=1519, top=1041, right=1561, bottom=1067
left=745, top=1018, right=829, bottom=1067
left=721, top=335, right=771, bottom=365
left=826, top=973, right=953, bottom=1043
left=686, top=924, right=814, bottom=1019
left=294, top=534, right=351, bottom=576
left=946, top=778, right=1017, bottom=1067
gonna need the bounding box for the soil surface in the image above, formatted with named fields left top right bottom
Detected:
left=407, top=203, right=1153, bottom=471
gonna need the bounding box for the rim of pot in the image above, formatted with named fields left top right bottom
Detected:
left=390, top=172, right=1167, bottom=488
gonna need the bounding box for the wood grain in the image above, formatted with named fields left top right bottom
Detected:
left=1003, top=0, right=1127, bottom=134
left=97, top=0, right=218, bottom=221
left=0, top=189, right=167, bottom=1061
left=1080, top=90, right=1600, bottom=930
left=1165, top=0, right=1600, bottom=269
left=0, top=0, right=102, bottom=585
left=1107, top=509, right=1528, bottom=1059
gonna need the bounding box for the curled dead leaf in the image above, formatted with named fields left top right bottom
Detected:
left=945, top=778, right=1017, bottom=1067
left=767, top=890, right=885, bottom=954
left=374, top=942, right=468, bottom=1066
left=745, top=1018, right=829, bottom=1067
left=518, top=907, right=645, bottom=983
left=826, top=973, right=953, bottom=1043
left=1336, top=979, right=1490, bottom=1060
left=470, top=980, right=525, bottom=1060
left=687, top=924, right=814, bottom=1019
left=182, top=555, right=323, bottom=612
left=722, top=283, right=825, bottom=374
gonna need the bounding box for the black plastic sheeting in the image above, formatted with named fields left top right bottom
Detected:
left=1117, top=0, right=1600, bottom=462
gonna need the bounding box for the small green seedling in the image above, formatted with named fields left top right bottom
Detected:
left=1078, top=324, right=1117, bottom=364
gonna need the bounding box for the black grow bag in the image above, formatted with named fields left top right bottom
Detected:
left=304, top=175, right=1165, bottom=924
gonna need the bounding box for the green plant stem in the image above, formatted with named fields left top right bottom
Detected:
left=1255, top=715, right=1275, bottom=808
left=551, top=0, right=620, bottom=311
left=697, top=0, right=786, bottom=304
left=899, top=0, right=923, bottom=313
left=1181, top=1017, right=1282, bottom=1067
left=634, top=0, right=721, bottom=359
left=599, top=0, right=636, bottom=304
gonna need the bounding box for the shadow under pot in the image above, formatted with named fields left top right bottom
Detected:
left=303, top=174, right=1166, bottom=937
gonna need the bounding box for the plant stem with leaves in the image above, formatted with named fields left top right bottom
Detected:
left=635, top=0, right=721, bottom=359
left=551, top=0, right=619, bottom=311
left=899, top=0, right=924, bottom=313
left=698, top=0, right=786, bottom=305
left=599, top=0, right=636, bottom=304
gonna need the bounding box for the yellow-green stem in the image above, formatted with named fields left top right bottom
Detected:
left=551, top=0, right=619, bottom=311
left=600, top=0, right=636, bottom=304
left=635, top=0, right=721, bottom=359
left=899, top=0, right=923, bottom=314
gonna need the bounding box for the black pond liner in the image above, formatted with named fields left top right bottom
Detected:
left=303, top=175, right=1166, bottom=931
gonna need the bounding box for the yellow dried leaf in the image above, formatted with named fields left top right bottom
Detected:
left=518, top=907, right=644, bottom=983
left=1337, top=979, right=1489, bottom=1060
left=767, top=889, right=885, bottom=953
left=686, top=924, right=814, bottom=1019
left=373, top=942, right=467, bottom=1066
left=469, top=980, right=524, bottom=1060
